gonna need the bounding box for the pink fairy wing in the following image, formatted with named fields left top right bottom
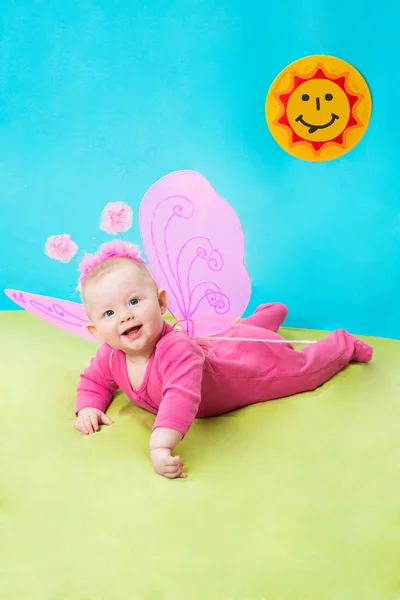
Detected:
left=139, top=170, right=251, bottom=338
left=4, top=289, right=97, bottom=342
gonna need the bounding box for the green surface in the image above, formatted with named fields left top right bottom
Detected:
left=1, top=311, right=400, bottom=600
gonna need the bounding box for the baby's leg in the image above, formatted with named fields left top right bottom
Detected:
left=241, top=303, right=288, bottom=332
left=264, top=329, right=373, bottom=399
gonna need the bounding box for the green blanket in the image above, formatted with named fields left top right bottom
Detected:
left=1, top=312, right=399, bottom=600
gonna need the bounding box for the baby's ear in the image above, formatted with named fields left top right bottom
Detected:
left=86, top=322, right=103, bottom=341
left=158, top=289, right=168, bottom=315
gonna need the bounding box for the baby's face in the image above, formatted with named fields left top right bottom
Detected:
left=84, top=260, right=167, bottom=355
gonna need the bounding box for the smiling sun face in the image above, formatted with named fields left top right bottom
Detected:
left=286, top=77, right=353, bottom=143
left=265, top=56, right=372, bottom=161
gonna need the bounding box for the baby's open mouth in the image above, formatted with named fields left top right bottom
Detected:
left=122, top=325, right=142, bottom=338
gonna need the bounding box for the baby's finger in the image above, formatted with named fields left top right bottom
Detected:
left=166, top=455, right=181, bottom=466
left=100, top=413, right=114, bottom=426
left=90, top=414, right=100, bottom=432
left=74, top=421, right=85, bottom=434
left=164, top=471, right=181, bottom=479
left=83, top=417, right=94, bottom=435
left=164, top=464, right=183, bottom=474
left=164, top=470, right=187, bottom=479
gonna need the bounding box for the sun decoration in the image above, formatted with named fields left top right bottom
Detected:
left=265, top=55, right=372, bottom=162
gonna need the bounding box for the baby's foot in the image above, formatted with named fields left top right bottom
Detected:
left=254, top=303, right=288, bottom=330
left=350, top=335, right=373, bottom=363
left=258, top=302, right=288, bottom=322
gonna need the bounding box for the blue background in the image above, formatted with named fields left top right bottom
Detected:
left=0, top=0, right=399, bottom=338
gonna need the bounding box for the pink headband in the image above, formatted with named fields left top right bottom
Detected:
left=78, top=240, right=145, bottom=287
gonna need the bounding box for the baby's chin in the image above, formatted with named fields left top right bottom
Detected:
left=124, top=328, right=161, bottom=353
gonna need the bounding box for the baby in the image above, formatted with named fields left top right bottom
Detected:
left=74, top=240, right=373, bottom=479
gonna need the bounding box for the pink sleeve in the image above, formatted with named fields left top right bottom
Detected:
left=75, top=345, right=119, bottom=414
left=153, top=334, right=205, bottom=437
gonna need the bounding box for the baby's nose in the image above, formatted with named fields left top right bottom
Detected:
left=121, top=311, right=133, bottom=323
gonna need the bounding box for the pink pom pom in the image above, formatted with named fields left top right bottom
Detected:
left=78, top=239, right=145, bottom=286
left=100, top=201, right=133, bottom=235
left=45, top=234, right=78, bottom=263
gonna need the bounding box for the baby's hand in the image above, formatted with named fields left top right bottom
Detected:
left=150, top=448, right=186, bottom=479
left=74, top=408, right=114, bottom=435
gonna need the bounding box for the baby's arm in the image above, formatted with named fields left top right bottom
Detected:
left=74, top=346, right=119, bottom=435
left=150, top=334, right=205, bottom=478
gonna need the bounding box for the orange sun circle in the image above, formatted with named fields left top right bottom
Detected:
left=265, top=56, right=372, bottom=162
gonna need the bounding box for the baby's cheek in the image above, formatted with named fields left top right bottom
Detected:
left=102, top=323, right=115, bottom=338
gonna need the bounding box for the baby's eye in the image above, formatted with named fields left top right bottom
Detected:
left=104, top=310, right=114, bottom=318
left=129, top=298, right=139, bottom=306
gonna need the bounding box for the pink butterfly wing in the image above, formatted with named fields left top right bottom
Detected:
left=139, top=170, right=251, bottom=338
left=4, top=289, right=97, bottom=342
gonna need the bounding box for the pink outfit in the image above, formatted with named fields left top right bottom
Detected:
left=76, top=304, right=373, bottom=436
